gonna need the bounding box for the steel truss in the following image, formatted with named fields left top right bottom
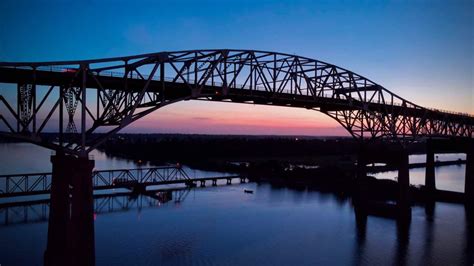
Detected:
left=0, top=166, right=190, bottom=197
left=0, top=49, right=472, bottom=155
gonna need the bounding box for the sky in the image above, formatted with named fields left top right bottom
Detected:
left=0, top=0, right=472, bottom=136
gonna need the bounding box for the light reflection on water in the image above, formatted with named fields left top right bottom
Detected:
left=0, top=183, right=472, bottom=266
left=0, top=142, right=150, bottom=174
left=408, top=153, right=466, bottom=164
left=0, top=143, right=472, bottom=265
left=0, top=142, right=233, bottom=178
left=371, top=153, right=467, bottom=192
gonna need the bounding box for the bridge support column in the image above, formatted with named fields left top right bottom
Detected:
left=227, top=178, right=232, bottom=185
left=356, top=150, right=367, bottom=179
left=466, top=149, right=474, bottom=205
left=354, top=149, right=369, bottom=207
left=425, top=143, right=436, bottom=194
left=45, top=154, right=95, bottom=266
left=398, top=150, right=411, bottom=216
left=212, top=179, right=217, bottom=186
left=45, top=155, right=70, bottom=266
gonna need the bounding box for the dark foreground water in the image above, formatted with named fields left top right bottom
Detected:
left=0, top=143, right=472, bottom=266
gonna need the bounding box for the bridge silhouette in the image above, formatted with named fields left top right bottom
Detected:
left=0, top=49, right=472, bottom=156
left=0, top=50, right=472, bottom=266
left=0, top=165, right=241, bottom=198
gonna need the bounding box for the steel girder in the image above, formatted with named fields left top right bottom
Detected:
left=0, top=166, right=190, bottom=198
left=0, top=49, right=472, bottom=155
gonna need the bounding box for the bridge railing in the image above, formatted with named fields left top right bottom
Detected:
left=0, top=166, right=190, bottom=197
left=92, top=166, right=190, bottom=187
left=0, top=172, right=51, bottom=197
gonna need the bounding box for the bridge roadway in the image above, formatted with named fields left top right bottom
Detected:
left=1, top=66, right=465, bottom=121
left=0, top=165, right=243, bottom=198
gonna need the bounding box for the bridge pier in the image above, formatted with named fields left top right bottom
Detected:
left=227, top=178, right=232, bottom=185
left=356, top=150, right=367, bottom=179
left=44, top=155, right=70, bottom=266
left=200, top=180, right=206, bottom=187
left=425, top=142, right=436, bottom=194
left=212, top=179, right=217, bottom=186
left=45, top=154, right=95, bottom=266
left=466, top=149, right=474, bottom=205
left=398, top=150, right=411, bottom=217
left=354, top=149, right=369, bottom=207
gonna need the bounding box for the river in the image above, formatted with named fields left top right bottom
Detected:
left=0, top=143, right=472, bottom=265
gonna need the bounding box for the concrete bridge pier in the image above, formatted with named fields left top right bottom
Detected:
left=44, top=154, right=95, bottom=266
left=356, top=150, right=367, bottom=180
left=425, top=141, right=436, bottom=194
left=466, top=149, right=474, bottom=206
left=212, top=179, right=217, bottom=186
left=397, top=150, right=411, bottom=219
left=354, top=150, right=369, bottom=205
left=44, top=155, right=70, bottom=266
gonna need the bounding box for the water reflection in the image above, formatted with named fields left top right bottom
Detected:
left=466, top=207, right=474, bottom=265
left=0, top=183, right=472, bottom=265
left=353, top=204, right=367, bottom=266
left=371, top=164, right=466, bottom=192
left=0, top=143, right=233, bottom=179
left=0, top=143, right=472, bottom=265
left=422, top=202, right=436, bottom=266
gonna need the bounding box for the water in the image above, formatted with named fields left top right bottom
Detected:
left=0, top=143, right=472, bottom=265
left=0, top=143, right=232, bottom=179
left=371, top=153, right=467, bottom=192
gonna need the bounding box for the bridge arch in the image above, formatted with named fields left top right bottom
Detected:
left=0, top=49, right=472, bottom=155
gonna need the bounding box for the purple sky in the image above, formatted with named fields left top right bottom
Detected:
left=0, top=0, right=472, bottom=135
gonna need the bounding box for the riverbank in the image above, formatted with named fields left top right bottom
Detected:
left=94, top=134, right=468, bottom=206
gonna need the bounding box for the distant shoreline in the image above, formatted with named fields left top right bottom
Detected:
left=0, top=132, right=352, bottom=143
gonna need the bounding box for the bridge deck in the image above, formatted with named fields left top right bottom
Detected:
left=0, top=166, right=243, bottom=198
left=0, top=67, right=471, bottom=123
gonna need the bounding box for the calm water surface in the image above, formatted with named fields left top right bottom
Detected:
left=371, top=153, right=467, bottom=192
left=0, top=143, right=472, bottom=265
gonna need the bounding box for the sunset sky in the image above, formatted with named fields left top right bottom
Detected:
left=0, top=0, right=472, bottom=136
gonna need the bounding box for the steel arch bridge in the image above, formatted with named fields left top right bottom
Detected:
left=0, top=49, right=472, bottom=156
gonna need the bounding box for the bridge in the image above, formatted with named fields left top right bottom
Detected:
left=0, top=49, right=472, bottom=156
left=0, top=165, right=241, bottom=198
left=0, top=49, right=472, bottom=266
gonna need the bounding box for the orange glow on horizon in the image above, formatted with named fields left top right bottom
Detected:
left=123, top=101, right=349, bottom=136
